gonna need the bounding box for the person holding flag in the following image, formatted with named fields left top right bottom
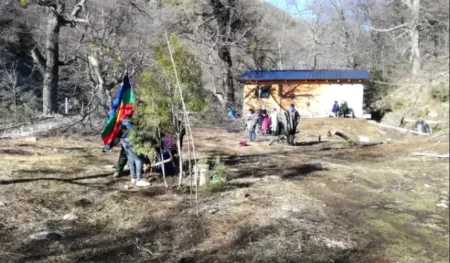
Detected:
left=101, top=74, right=150, bottom=187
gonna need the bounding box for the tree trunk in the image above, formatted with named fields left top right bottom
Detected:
left=43, top=12, right=60, bottom=115
left=94, top=85, right=111, bottom=116
left=209, top=0, right=237, bottom=107
left=410, top=0, right=421, bottom=75
left=88, top=56, right=112, bottom=116
left=219, top=44, right=235, bottom=106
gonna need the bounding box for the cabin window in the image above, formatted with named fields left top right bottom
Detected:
left=255, top=85, right=270, bottom=99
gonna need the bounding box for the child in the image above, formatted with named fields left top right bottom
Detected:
left=261, top=110, right=271, bottom=136
left=120, top=118, right=150, bottom=187
left=246, top=109, right=258, bottom=142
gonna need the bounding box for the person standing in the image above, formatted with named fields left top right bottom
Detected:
left=120, top=118, right=150, bottom=187
left=112, top=147, right=128, bottom=177
left=339, top=101, right=349, bottom=118
left=246, top=109, right=258, bottom=142
left=284, top=104, right=300, bottom=146
left=269, top=107, right=279, bottom=136
left=261, top=109, right=270, bottom=136
left=331, top=101, right=340, bottom=117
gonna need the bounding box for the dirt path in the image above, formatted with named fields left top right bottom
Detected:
left=0, top=119, right=448, bottom=263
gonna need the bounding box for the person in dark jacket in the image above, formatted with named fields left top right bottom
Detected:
left=339, top=101, right=349, bottom=118
left=331, top=101, right=340, bottom=117
left=113, top=147, right=128, bottom=177
left=284, top=104, right=300, bottom=146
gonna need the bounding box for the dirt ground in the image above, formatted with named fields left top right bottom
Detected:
left=0, top=118, right=448, bottom=263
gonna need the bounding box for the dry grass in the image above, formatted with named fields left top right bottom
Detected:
left=0, top=120, right=448, bottom=262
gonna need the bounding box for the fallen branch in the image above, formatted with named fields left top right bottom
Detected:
left=327, top=130, right=384, bottom=147
left=403, top=119, right=445, bottom=124
left=412, top=153, right=449, bottom=158
left=328, top=130, right=357, bottom=145
left=0, top=122, right=30, bottom=132
left=367, top=121, right=430, bottom=136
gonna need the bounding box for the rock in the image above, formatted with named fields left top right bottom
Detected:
left=359, top=136, right=370, bottom=143
left=124, top=185, right=130, bottom=190
left=0, top=201, right=6, bottom=207
left=208, top=208, right=219, bottom=214
left=63, top=213, right=78, bottom=221
left=370, top=206, right=378, bottom=209
left=24, top=137, right=38, bottom=142
left=29, top=231, right=64, bottom=241
left=323, top=204, right=327, bottom=207
left=244, top=193, right=250, bottom=198
left=428, top=110, right=438, bottom=118
left=263, top=175, right=281, bottom=182
left=436, top=202, right=448, bottom=209
left=424, top=184, right=431, bottom=188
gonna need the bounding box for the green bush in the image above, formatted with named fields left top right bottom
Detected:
left=203, top=180, right=225, bottom=195
left=430, top=84, right=449, bottom=103
left=201, top=156, right=228, bottom=195
left=432, top=125, right=442, bottom=133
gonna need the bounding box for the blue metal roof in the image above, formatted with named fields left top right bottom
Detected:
left=239, top=69, right=370, bottom=82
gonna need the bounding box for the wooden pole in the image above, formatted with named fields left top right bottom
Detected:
left=165, top=30, right=199, bottom=216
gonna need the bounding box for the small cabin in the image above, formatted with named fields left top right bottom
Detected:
left=239, top=69, right=370, bottom=118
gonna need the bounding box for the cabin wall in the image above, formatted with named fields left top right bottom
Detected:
left=243, top=83, right=364, bottom=118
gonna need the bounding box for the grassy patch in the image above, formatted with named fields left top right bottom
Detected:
left=203, top=180, right=226, bottom=195
left=430, top=84, right=450, bottom=103
left=366, top=220, right=398, bottom=235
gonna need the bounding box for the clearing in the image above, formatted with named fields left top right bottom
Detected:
left=0, top=118, right=448, bottom=263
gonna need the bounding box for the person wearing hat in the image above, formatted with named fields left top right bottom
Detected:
left=284, top=104, right=300, bottom=146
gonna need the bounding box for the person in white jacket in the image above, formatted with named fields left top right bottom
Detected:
left=269, top=107, right=279, bottom=136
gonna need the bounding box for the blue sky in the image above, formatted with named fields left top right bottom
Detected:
left=264, top=0, right=310, bottom=16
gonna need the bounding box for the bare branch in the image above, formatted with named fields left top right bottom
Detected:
left=34, top=0, right=56, bottom=7
left=70, top=0, right=88, bottom=17
left=369, top=23, right=410, bottom=32
left=31, top=47, right=47, bottom=70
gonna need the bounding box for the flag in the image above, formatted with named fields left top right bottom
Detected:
left=101, top=74, right=135, bottom=152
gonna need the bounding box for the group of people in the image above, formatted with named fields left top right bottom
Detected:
left=331, top=101, right=353, bottom=118
left=245, top=104, right=300, bottom=146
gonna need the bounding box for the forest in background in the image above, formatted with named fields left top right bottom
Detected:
left=0, top=0, right=448, bottom=125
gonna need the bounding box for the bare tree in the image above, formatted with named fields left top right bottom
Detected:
left=369, top=0, right=421, bottom=75
left=0, top=62, right=23, bottom=118
left=29, top=0, right=89, bottom=115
